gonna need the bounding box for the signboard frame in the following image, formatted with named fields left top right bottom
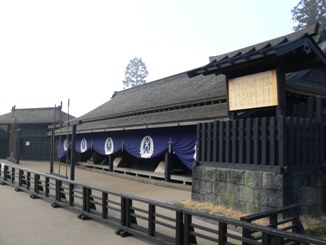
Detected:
left=228, top=69, right=279, bottom=111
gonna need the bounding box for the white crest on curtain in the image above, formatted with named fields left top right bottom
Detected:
left=63, top=138, right=68, bottom=152
left=140, top=136, right=154, bottom=158
left=104, top=137, right=114, bottom=155
left=80, top=138, right=87, bottom=153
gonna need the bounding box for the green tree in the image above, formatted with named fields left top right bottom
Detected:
left=291, top=0, right=326, bottom=31
left=123, top=57, right=149, bottom=89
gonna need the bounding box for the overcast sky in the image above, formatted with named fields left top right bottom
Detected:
left=0, top=0, right=297, bottom=117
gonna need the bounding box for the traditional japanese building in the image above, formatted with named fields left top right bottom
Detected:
left=57, top=72, right=228, bottom=183
left=188, top=23, right=326, bottom=214
left=0, top=106, right=72, bottom=161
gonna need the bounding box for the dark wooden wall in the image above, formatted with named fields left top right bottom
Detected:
left=197, top=96, right=326, bottom=172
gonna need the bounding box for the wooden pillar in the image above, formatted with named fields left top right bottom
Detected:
left=165, top=138, right=173, bottom=182
left=15, top=129, right=20, bottom=164
left=70, top=124, right=76, bottom=181
left=276, top=64, right=286, bottom=117
left=108, top=155, right=113, bottom=172
left=50, top=127, right=54, bottom=174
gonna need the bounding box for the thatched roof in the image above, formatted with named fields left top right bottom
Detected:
left=73, top=72, right=228, bottom=133
left=0, top=107, right=73, bottom=125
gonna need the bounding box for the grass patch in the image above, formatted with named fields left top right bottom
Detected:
left=176, top=199, right=326, bottom=237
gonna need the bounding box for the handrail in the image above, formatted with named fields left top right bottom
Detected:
left=1, top=164, right=325, bottom=245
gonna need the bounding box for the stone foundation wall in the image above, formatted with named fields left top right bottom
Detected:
left=191, top=166, right=326, bottom=215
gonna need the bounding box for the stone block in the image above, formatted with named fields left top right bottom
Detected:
left=267, top=190, right=283, bottom=208
left=191, top=192, right=203, bottom=202
left=262, top=172, right=283, bottom=190
left=191, top=179, right=200, bottom=194
left=200, top=181, right=214, bottom=195
left=216, top=169, right=229, bottom=182
left=214, top=182, right=227, bottom=195
left=205, top=167, right=217, bottom=182
left=229, top=169, right=245, bottom=185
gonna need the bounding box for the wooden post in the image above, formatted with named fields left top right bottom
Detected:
left=165, top=138, right=173, bottom=182
left=70, top=124, right=76, bottom=181
left=102, top=192, right=108, bottom=219
left=148, top=204, right=156, bottom=236
left=108, top=155, right=113, bottom=172
left=50, top=127, right=54, bottom=174
left=276, top=64, right=286, bottom=117
left=15, top=129, right=20, bottom=164
left=175, top=211, right=184, bottom=245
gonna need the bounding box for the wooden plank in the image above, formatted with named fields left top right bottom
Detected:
left=307, top=119, right=313, bottom=166
left=300, top=118, right=306, bottom=166
left=207, top=122, right=212, bottom=162
left=225, top=121, right=230, bottom=163
left=261, top=117, right=267, bottom=165
left=317, top=121, right=324, bottom=165
left=253, top=118, right=259, bottom=165
left=269, top=117, right=276, bottom=166
left=287, top=117, right=294, bottom=166
left=310, top=120, right=316, bottom=165
left=238, top=119, right=244, bottom=164
left=277, top=117, right=286, bottom=167
left=294, top=118, right=301, bottom=166
left=212, top=121, right=218, bottom=162
left=245, top=118, right=252, bottom=164
left=232, top=120, right=237, bottom=163
left=315, top=96, right=322, bottom=121
left=307, top=97, right=314, bottom=119
left=219, top=121, right=224, bottom=163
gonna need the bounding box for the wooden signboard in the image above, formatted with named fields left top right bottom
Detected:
left=228, top=70, right=278, bottom=111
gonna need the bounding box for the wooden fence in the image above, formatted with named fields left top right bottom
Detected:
left=197, top=116, right=324, bottom=171
left=1, top=164, right=326, bottom=245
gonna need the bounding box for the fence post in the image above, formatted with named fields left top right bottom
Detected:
left=3, top=165, right=8, bottom=182
left=18, top=169, right=23, bottom=187
left=120, top=197, right=126, bottom=226
left=45, top=177, right=49, bottom=197
left=218, top=222, right=227, bottom=245
left=26, top=172, right=30, bottom=190
left=34, top=174, right=40, bottom=193
left=184, top=213, right=190, bottom=245
left=102, top=192, right=108, bottom=219
left=270, top=214, right=278, bottom=228
left=125, top=198, right=132, bottom=228
left=262, top=233, right=271, bottom=245
left=69, top=183, right=74, bottom=206
left=148, top=204, right=156, bottom=236
left=184, top=213, right=197, bottom=245
left=56, top=180, right=62, bottom=202
left=11, top=167, right=15, bottom=183
left=175, top=211, right=184, bottom=245
left=83, top=187, right=91, bottom=212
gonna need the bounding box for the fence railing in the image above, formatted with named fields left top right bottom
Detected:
left=1, top=164, right=325, bottom=245
left=197, top=116, right=324, bottom=171
left=240, top=204, right=305, bottom=244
